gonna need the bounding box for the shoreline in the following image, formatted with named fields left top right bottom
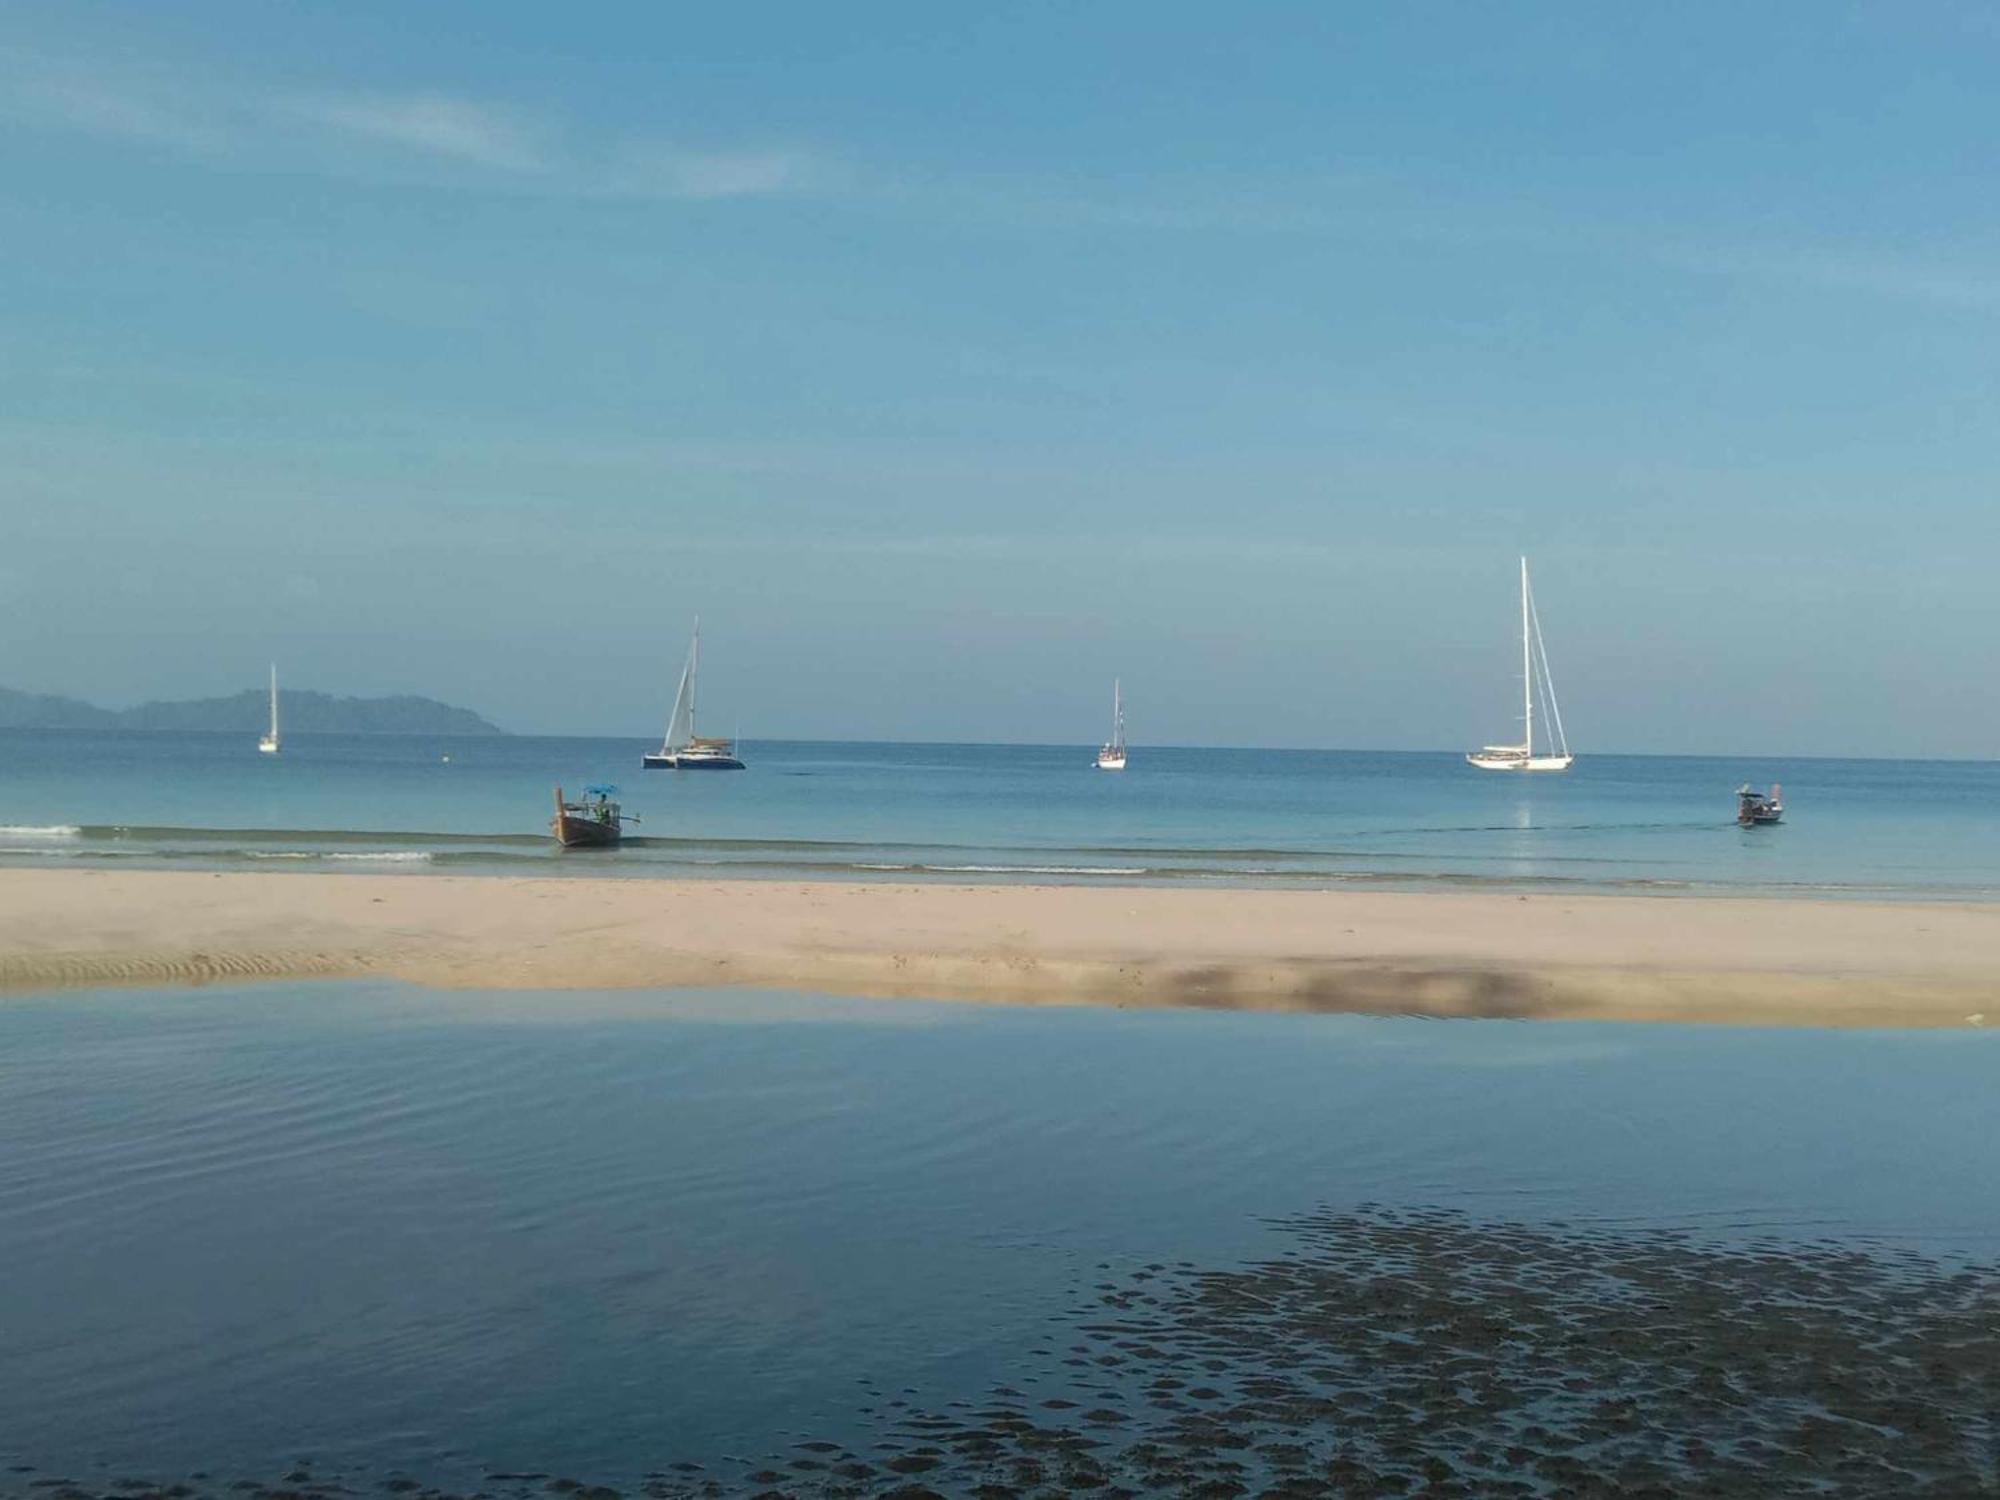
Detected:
left=2, top=867, right=1996, bottom=1026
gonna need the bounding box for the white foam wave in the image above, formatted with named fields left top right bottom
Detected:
left=0, top=824, right=81, bottom=839
left=245, top=850, right=433, bottom=864
left=873, top=863, right=1150, bottom=876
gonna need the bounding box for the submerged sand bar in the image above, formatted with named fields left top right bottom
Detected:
left=2, top=867, right=1997, bottom=1026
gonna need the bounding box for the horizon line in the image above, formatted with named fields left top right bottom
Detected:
left=0, top=724, right=1991, bottom=766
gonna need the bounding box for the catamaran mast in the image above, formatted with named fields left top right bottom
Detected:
left=1520, top=557, right=1533, bottom=757
left=690, top=617, right=701, bottom=739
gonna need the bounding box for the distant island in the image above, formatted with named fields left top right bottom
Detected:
left=0, top=686, right=506, bottom=735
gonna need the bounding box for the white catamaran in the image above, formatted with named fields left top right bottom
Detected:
left=1466, top=557, right=1573, bottom=772
left=257, top=663, right=281, bottom=755
left=642, top=618, right=745, bottom=771
left=1095, top=678, right=1127, bottom=771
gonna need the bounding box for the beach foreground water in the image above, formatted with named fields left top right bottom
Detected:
left=0, top=983, right=1994, bottom=1498
left=2, top=867, right=1997, bottom=1026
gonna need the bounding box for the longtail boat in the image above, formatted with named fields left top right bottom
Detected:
left=552, top=784, right=632, bottom=848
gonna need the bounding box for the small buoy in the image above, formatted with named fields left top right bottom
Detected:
left=441, top=754, right=452, bottom=764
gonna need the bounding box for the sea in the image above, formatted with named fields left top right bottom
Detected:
left=3, top=728, right=2000, bottom=897
left=1, top=983, right=1995, bottom=1492
left=5, top=732, right=1998, bottom=1492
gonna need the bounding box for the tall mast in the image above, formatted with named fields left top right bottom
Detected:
left=1520, top=557, right=1533, bottom=757
left=269, top=662, right=279, bottom=739
left=690, top=617, right=701, bottom=737
left=1112, top=678, right=1121, bottom=748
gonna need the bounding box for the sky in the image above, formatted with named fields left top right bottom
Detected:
left=4, top=2, right=1999, bottom=755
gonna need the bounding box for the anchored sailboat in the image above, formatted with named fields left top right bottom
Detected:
left=1466, top=558, right=1573, bottom=772
left=642, top=618, right=745, bottom=770
left=1095, top=679, right=1127, bottom=771
left=257, top=664, right=281, bottom=755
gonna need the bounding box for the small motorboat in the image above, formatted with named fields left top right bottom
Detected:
left=1737, top=783, right=1783, bottom=826
left=552, top=784, right=635, bottom=848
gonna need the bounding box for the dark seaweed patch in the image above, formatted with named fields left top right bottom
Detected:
left=5, top=1210, right=1992, bottom=1498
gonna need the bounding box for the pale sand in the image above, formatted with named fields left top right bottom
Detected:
left=2, top=867, right=1997, bottom=1025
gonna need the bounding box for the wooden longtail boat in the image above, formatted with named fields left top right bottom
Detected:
left=552, top=784, right=632, bottom=848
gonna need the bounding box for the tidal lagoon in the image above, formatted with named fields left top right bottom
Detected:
left=2, top=983, right=1993, bottom=1496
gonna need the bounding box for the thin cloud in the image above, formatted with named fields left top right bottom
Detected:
left=2, top=57, right=225, bottom=151
left=14, top=46, right=1992, bottom=310
left=1, top=48, right=814, bottom=201
left=599, top=142, right=814, bottom=201
left=1656, top=240, right=2000, bottom=315
left=887, top=162, right=2000, bottom=320
left=284, top=91, right=548, bottom=173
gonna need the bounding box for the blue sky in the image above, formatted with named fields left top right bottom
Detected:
left=4, top=2, right=1999, bottom=753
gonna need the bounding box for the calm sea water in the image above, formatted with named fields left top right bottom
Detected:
left=1, top=982, right=1995, bottom=1488
left=2, top=729, right=1998, bottom=895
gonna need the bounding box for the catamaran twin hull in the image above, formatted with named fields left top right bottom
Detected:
left=642, top=749, right=745, bottom=771
left=646, top=620, right=748, bottom=770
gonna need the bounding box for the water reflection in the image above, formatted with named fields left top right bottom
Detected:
left=1, top=982, right=1994, bottom=1487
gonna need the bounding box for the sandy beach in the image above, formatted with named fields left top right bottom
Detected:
left=0, top=866, right=1995, bottom=1025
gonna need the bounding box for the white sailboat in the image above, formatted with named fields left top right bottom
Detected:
left=1466, top=558, right=1573, bottom=772
left=1095, top=678, right=1127, bottom=771
left=642, top=618, right=745, bottom=770
left=257, top=663, right=281, bottom=755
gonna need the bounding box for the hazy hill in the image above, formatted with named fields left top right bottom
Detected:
left=0, top=686, right=505, bottom=735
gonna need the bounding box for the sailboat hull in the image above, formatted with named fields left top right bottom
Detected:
left=643, top=751, right=745, bottom=770
left=1094, top=751, right=1127, bottom=771
left=1466, top=753, right=1573, bottom=771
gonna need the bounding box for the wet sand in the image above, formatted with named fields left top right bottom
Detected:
left=8, top=1210, right=1992, bottom=1497
left=1, top=867, right=1997, bottom=1025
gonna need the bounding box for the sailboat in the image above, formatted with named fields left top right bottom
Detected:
left=257, top=663, right=281, bottom=755
left=1466, top=558, right=1573, bottom=772
left=1095, top=679, right=1127, bottom=771
left=642, top=619, right=746, bottom=770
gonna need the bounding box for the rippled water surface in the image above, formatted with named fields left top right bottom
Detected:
left=5, top=730, right=2000, bottom=893
left=1, top=982, right=1994, bottom=1489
